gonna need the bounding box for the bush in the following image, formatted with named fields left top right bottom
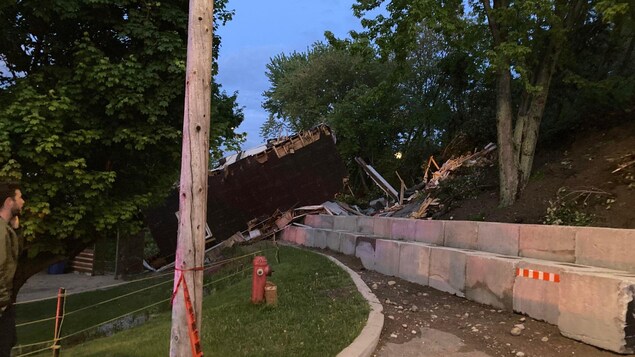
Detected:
left=542, top=187, right=607, bottom=226
left=436, top=167, right=487, bottom=203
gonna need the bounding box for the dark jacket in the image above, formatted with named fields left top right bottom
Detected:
left=0, top=219, right=20, bottom=309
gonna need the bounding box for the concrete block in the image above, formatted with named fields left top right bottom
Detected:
left=333, top=215, right=359, bottom=232
left=295, top=227, right=309, bottom=246
left=558, top=271, right=635, bottom=354
left=512, top=260, right=565, bottom=324
left=302, top=214, right=319, bottom=228
left=303, top=215, right=334, bottom=229
left=373, top=217, right=392, bottom=238
left=326, top=230, right=341, bottom=252
left=429, top=247, right=467, bottom=297
left=313, top=229, right=328, bottom=249
left=279, top=226, right=297, bottom=243
left=391, top=218, right=417, bottom=240
left=413, top=220, right=444, bottom=245
left=374, top=239, right=401, bottom=277
left=465, top=253, right=519, bottom=310
left=398, top=242, right=431, bottom=286
left=477, top=222, right=519, bottom=256
left=340, top=233, right=359, bottom=256
left=576, top=227, right=635, bottom=272
left=304, top=228, right=316, bottom=247
left=519, top=224, right=576, bottom=262
left=355, top=238, right=376, bottom=270
left=357, top=216, right=375, bottom=234
left=444, top=221, right=478, bottom=250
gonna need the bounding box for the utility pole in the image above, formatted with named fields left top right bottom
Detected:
left=170, top=0, right=213, bottom=355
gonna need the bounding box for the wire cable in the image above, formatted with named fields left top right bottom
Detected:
left=15, top=250, right=266, bottom=306
left=13, top=249, right=270, bottom=330
left=64, top=252, right=259, bottom=316
left=15, top=315, right=56, bottom=328
left=14, top=260, right=256, bottom=355
left=64, top=278, right=173, bottom=317
left=15, top=345, right=54, bottom=357
left=11, top=338, right=56, bottom=357
left=203, top=266, right=252, bottom=288
left=15, top=270, right=175, bottom=306
left=59, top=297, right=171, bottom=342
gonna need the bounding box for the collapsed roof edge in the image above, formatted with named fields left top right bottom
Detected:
left=212, top=123, right=336, bottom=173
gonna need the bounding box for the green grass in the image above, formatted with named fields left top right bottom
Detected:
left=19, top=244, right=369, bottom=357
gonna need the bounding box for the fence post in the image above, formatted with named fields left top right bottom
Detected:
left=52, top=287, right=66, bottom=357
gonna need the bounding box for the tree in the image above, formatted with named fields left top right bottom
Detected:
left=478, top=0, right=590, bottom=206
left=262, top=31, right=481, bottom=190
left=0, top=0, right=244, bottom=291
left=261, top=38, right=408, bottom=188
left=353, top=0, right=632, bottom=206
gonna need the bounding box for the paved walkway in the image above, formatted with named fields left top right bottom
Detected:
left=17, top=271, right=122, bottom=303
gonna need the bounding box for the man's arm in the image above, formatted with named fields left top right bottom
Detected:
left=0, top=226, right=11, bottom=310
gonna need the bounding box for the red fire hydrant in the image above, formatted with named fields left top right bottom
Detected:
left=251, top=256, right=272, bottom=304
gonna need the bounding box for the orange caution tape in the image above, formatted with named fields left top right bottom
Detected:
left=172, top=267, right=205, bottom=357
left=516, top=268, right=560, bottom=283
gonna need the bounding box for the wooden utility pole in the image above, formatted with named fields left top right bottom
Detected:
left=170, top=0, right=213, bottom=355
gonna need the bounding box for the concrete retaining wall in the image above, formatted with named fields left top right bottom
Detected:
left=282, top=216, right=635, bottom=354
left=301, top=215, right=635, bottom=273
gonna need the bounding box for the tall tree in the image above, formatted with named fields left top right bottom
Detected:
left=479, top=0, right=589, bottom=206
left=261, top=38, right=405, bottom=184
left=0, top=0, right=244, bottom=290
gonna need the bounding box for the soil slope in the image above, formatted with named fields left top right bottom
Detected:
left=439, top=119, right=635, bottom=228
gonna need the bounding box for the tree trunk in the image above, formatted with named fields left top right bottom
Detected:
left=516, top=41, right=562, bottom=190
left=496, top=67, right=518, bottom=207
left=170, top=0, right=213, bottom=355
left=482, top=0, right=518, bottom=207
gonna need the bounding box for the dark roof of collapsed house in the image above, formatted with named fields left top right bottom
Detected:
left=144, top=124, right=348, bottom=261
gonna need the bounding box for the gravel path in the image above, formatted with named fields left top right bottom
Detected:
left=320, top=249, right=619, bottom=357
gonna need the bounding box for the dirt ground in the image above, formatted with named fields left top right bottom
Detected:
left=437, top=119, right=635, bottom=229
left=321, top=250, right=621, bottom=357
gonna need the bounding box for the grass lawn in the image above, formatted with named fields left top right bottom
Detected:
left=21, top=244, right=369, bottom=357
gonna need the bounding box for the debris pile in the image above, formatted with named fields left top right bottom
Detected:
left=424, top=143, right=496, bottom=190
left=356, top=143, right=497, bottom=219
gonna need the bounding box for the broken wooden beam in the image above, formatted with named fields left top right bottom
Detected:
left=355, top=157, right=399, bottom=201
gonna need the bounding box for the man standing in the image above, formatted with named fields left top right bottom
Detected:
left=0, top=182, right=25, bottom=357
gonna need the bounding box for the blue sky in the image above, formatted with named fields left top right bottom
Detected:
left=216, top=0, right=367, bottom=151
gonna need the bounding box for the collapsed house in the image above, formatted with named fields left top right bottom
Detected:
left=144, top=124, right=348, bottom=261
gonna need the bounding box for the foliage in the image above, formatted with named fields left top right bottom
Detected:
left=540, top=2, right=635, bottom=143
left=261, top=39, right=410, bottom=188
left=261, top=26, right=490, bottom=190
left=542, top=187, right=604, bottom=226
left=0, top=1, right=244, bottom=268
left=436, top=167, right=488, bottom=203
left=143, top=229, right=160, bottom=259
left=544, top=202, right=594, bottom=226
